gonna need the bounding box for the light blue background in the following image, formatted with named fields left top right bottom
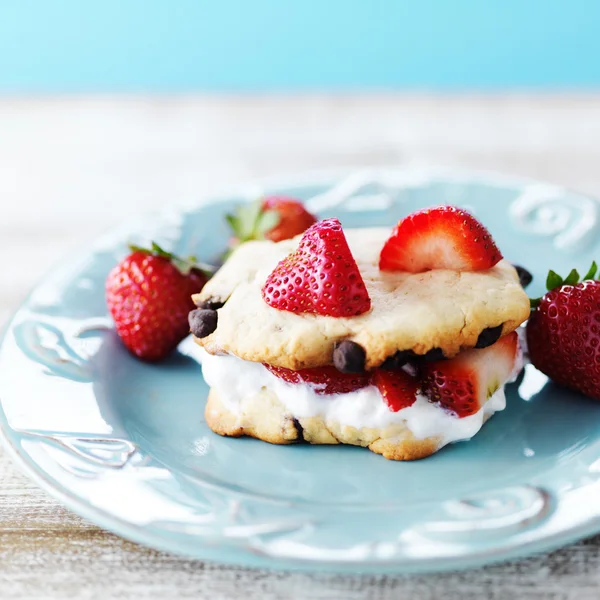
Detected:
left=1, top=0, right=599, bottom=91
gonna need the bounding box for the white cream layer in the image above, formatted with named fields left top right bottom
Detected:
left=200, top=349, right=521, bottom=445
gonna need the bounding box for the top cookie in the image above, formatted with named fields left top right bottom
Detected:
left=193, top=228, right=530, bottom=370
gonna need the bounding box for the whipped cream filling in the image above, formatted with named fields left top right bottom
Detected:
left=200, top=346, right=523, bottom=446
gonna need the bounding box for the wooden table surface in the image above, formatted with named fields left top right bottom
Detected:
left=2, top=94, right=600, bottom=599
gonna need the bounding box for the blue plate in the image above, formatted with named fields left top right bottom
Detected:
left=2, top=166, right=600, bottom=573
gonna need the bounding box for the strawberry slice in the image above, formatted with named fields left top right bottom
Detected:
left=265, top=364, right=371, bottom=395
left=420, top=331, right=518, bottom=417
left=373, top=369, right=418, bottom=412
left=262, top=218, right=371, bottom=317
left=379, top=205, right=503, bottom=273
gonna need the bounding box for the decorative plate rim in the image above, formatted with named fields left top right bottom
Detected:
left=2, top=419, right=600, bottom=574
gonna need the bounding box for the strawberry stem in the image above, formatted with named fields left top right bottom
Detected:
left=543, top=261, right=599, bottom=292
left=128, top=241, right=217, bottom=276
left=531, top=261, right=600, bottom=311
left=225, top=199, right=281, bottom=244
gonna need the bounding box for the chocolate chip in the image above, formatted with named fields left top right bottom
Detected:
left=333, top=340, right=366, bottom=373
left=422, top=348, right=446, bottom=361
left=197, top=298, right=224, bottom=310
left=291, top=418, right=305, bottom=443
left=513, top=265, right=533, bottom=288
left=383, top=348, right=446, bottom=365
left=188, top=309, right=218, bottom=338
left=380, top=350, right=414, bottom=370
left=475, top=325, right=503, bottom=349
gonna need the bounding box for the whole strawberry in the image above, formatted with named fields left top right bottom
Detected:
left=106, top=242, right=208, bottom=361
left=226, top=196, right=317, bottom=247
left=527, top=262, right=600, bottom=399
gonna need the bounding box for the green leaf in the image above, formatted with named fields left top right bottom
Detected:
left=563, top=268, right=580, bottom=286
left=225, top=213, right=241, bottom=237
left=225, top=199, right=278, bottom=244
left=127, top=241, right=215, bottom=277
left=150, top=241, right=173, bottom=260
left=255, top=209, right=280, bottom=237
left=237, top=200, right=263, bottom=241
left=530, top=297, right=541, bottom=309
left=546, top=270, right=564, bottom=290
left=171, top=256, right=190, bottom=274
left=583, top=261, right=598, bottom=281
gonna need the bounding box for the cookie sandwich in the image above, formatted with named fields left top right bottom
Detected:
left=190, top=206, right=530, bottom=460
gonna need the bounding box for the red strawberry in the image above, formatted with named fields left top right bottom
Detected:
left=262, top=218, right=371, bottom=317
left=373, top=369, right=418, bottom=412
left=379, top=205, right=503, bottom=273
left=420, top=332, right=518, bottom=417
left=106, top=242, right=208, bottom=361
left=261, top=196, right=318, bottom=242
left=265, top=364, right=371, bottom=395
left=226, top=196, right=317, bottom=247
left=527, top=263, right=600, bottom=400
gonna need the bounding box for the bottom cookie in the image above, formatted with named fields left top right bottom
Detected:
left=205, top=388, right=443, bottom=461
